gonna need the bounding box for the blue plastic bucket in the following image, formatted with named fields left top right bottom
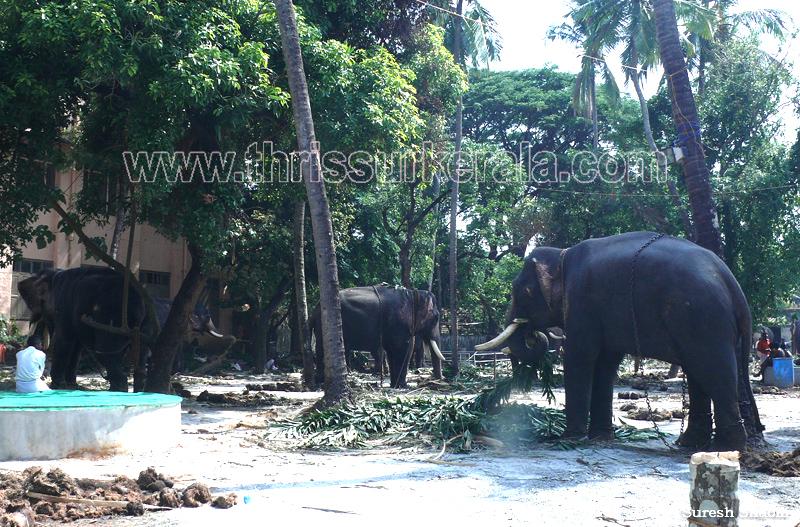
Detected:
left=772, top=358, right=794, bottom=389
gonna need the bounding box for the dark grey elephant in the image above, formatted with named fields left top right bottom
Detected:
left=790, top=321, right=800, bottom=356
left=18, top=267, right=151, bottom=392
left=477, top=232, right=762, bottom=452
left=311, top=286, right=445, bottom=388
left=151, top=298, right=234, bottom=375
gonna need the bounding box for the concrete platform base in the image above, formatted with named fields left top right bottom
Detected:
left=0, top=391, right=182, bottom=461
left=762, top=366, right=800, bottom=387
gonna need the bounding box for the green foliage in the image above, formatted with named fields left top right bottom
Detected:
left=0, top=315, right=25, bottom=348
left=699, top=37, right=800, bottom=321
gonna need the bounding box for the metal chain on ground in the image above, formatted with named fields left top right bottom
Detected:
left=629, top=233, right=687, bottom=452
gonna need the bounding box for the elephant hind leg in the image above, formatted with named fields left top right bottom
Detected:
left=677, top=375, right=713, bottom=449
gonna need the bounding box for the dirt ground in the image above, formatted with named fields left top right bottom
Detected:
left=2, top=364, right=800, bottom=527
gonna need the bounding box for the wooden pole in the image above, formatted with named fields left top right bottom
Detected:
left=689, top=451, right=739, bottom=527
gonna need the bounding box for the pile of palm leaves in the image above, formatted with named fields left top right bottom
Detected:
left=266, top=354, right=663, bottom=450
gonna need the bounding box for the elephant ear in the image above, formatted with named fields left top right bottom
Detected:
left=533, top=256, right=564, bottom=318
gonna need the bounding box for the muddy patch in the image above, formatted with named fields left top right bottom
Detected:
left=0, top=466, right=236, bottom=524
left=741, top=446, right=800, bottom=477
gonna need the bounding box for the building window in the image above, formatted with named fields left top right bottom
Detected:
left=11, top=259, right=54, bottom=320
left=12, top=259, right=54, bottom=275
left=140, top=270, right=171, bottom=299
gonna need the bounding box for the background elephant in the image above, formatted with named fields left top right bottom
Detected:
left=790, top=322, right=800, bottom=356
left=18, top=267, right=151, bottom=392
left=311, top=286, right=444, bottom=388
left=477, top=231, right=762, bottom=452
left=152, top=298, right=234, bottom=374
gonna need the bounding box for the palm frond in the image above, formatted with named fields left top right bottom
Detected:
left=729, top=9, right=792, bottom=41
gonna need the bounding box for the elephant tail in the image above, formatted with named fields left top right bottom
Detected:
left=738, top=309, right=765, bottom=437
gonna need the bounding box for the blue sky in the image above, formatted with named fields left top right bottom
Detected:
left=477, top=0, right=800, bottom=141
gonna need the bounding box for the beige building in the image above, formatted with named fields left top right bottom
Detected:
left=0, top=167, right=230, bottom=334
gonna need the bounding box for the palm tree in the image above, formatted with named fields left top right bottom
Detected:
left=653, top=0, right=721, bottom=255
left=691, top=0, right=789, bottom=97
left=293, top=200, right=315, bottom=387
left=275, top=0, right=350, bottom=405
left=427, top=0, right=500, bottom=378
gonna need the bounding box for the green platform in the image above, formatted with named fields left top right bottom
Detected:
left=0, top=390, right=181, bottom=410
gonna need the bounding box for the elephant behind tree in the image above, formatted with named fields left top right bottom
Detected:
left=477, top=231, right=763, bottom=452
left=17, top=267, right=152, bottom=392
left=311, top=286, right=445, bottom=388
left=151, top=298, right=234, bottom=374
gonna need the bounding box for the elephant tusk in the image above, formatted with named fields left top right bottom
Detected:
left=43, top=328, right=50, bottom=350
left=548, top=331, right=563, bottom=341
left=423, top=341, right=432, bottom=360
left=430, top=340, right=446, bottom=362
left=501, top=347, right=512, bottom=355
left=512, top=318, right=529, bottom=324
left=475, top=323, right=520, bottom=351
left=534, top=331, right=550, bottom=350
left=208, top=330, right=225, bottom=338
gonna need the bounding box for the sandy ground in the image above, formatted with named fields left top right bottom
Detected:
left=2, top=369, right=800, bottom=527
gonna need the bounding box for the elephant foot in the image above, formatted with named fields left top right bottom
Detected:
left=588, top=426, right=615, bottom=442
left=560, top=428, right=588, bottom=441
left=676, top=414, right=713, bottom=449
left=711, top=421, right=747, bottom=453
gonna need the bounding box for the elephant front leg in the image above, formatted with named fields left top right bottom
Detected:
left=588, top=355, right=621, bottom=441
left=50, top=337, right=77, bottom=389
left=562, top=346, right=595, bottom=438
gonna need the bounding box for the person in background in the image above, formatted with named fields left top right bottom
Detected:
left=756, top=333, right=771, bottom=363
left=15, top=335, right=51, bottom=393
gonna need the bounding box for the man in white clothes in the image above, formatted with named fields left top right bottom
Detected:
left=16, top=335, right=51, bottom=393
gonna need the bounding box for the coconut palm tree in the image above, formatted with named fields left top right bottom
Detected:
left=275, top=0, right=350, bottom=405
left=653, top=0, right=721, bottom=255
left=429, top=0, right=501, bottom=378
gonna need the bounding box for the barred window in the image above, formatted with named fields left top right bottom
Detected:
left=140, top=270, right=171, bottom=299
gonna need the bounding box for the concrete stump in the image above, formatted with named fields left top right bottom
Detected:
left=689, top=451, right=739, bottom=526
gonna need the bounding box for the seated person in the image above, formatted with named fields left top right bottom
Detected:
left=15, top=335, right=51, bottom=393
left=758, top=344, right=792, bottom=377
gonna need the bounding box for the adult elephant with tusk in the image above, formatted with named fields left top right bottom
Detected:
left=476, top=231, right=762, bottom=452
left=311, top=285, right=444, bottom=388
left=17, top=267, right=152, bottom=392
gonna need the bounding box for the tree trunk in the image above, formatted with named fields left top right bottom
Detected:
left=449, top=0, right=464, bottom=379
left=293, top=200, right=315, bottom=387
left=427, top=173, right=440, bottom=291
left=399, top=241, right=413, bottom=289
left=653, top=0, right=722, bottom=257
left=591, top=69, right=598, bottom=149
left=252, top=305, right=270, bottom=374
left=253, top=275, right=293, bottom=373
left=108, top=181, right=128, bottom=260
left=276, top=0, right=350, bottom=405
left=145, top=245, right=207, bottom=394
